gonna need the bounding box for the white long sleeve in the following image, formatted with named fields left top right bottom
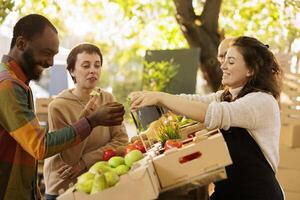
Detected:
left=180, top=91, right=281, bottom=172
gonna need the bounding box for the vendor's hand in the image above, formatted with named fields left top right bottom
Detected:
left=58, top=162, right=86, bottom=180
left=86, top=102, right=125, bottom=128
left=129, top=91, right=161, bottom=112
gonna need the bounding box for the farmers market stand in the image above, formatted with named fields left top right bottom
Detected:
left=58, top=129, right=231, bottom=200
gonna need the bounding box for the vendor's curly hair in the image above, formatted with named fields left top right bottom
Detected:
left=220, top=36, right=282, bottom=102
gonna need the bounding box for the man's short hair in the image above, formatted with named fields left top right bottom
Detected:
left=10, top=14, right=58, bottom=49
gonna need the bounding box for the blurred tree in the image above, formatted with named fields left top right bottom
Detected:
left=142, top=60, right=179, bottom=92
left=173, top=0, right=222, bottom=91
left=174, top=0, right=300, bottom=90
left=0, top=0, right=15, bottom=24
left=1, top=0, right=299, bottom=92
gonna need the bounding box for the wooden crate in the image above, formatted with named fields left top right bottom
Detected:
left=280, top=72, right=300, bottom=148
left=152, top=130, right=232, bottom=188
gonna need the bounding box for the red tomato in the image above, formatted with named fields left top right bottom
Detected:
left=164, top=140, right=182, bottom=151
left=133, top=140, right=146, bottom=153
left=103, top=149, right=117, bottom=161
left=124, top=144, right=137, bottom=154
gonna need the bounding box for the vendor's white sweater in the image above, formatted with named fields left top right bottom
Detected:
left=180, top=87, right=281, bottom=173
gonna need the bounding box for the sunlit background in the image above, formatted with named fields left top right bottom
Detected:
left=0, top=0, right=300, bottom=135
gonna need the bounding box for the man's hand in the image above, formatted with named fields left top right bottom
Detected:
left=86, top=102, right=125, bottom=128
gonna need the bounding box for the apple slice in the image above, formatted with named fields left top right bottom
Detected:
left=90, top=89, right=101, bottom=97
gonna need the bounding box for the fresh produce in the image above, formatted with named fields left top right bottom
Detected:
left=103, top=149, right=117, bottom=161
left=158, top=122, right=180, bottom=146
left=133, top=140, right=146, bottom=153
left=75, top=172, right=95, bottom=194
left=114, top=165, right=130, bottom=176
left=90, top=173, right=108, bottom=194
left=89, top=161, right=113, bottom=174
left=94, top=161, right=109, bottom=166
left=124, top=143, right=137, bottom=154
left=135, top=111, right=185, bottom=146
left=130, top=135, right=140, bottom=143
left=124, top=149, right=143, bottom=167
left=104, top=171, right=120, bottom=187
left=164, top=139, right=183, bottom=150
left=108, top=156, right=125, bottom=168
left=141, top=119, right=164, bottom=140
left=89, top=89, right=101, bottom=97
left=177, top=117, right=196, bottom=127
left=138, top=111, right=197, bottom=142
left=75, top=150, right=144, bottom=195
left=114, top=146, right=127, bottom=157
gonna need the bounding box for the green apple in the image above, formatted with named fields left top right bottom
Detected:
left=89, top=162, right=112, bottom=174
left=90, top=173, right=108, bottom=194
left=108, top=156, right=125, bottom=168
left=77, top=172, right=95, bottom=183
left=96, top=161, right=109, bottom=166
left=124, top=149, right=143, bottom=167
left=114, top=164, right=130, bottom=176
left=104, top=171, right=120, bottom=187
left=76, top=180, right=94, bottom=194
left=76, top=172, right=95, bottom=194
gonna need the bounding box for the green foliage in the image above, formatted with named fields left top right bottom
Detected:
left=1, top=0, right=298, bottom=136
left=1, top=0, right=299, bottom=102
left=142, top=59, right=179, bottom=92
left=158, top=121, right=180, bottom=145
left=177, top=117, right=196, bottom=127
left=1, top=0, right=299, bottom=54
left=0, top=0, right=185, bottom=114
left=0, top=0, right=14, bottom=24
left=218, top=0, right=299, bottom=53
left=110, top=66, right=143, bottom=120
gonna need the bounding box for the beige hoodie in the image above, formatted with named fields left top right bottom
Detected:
left=43, top=88, right=128, bottom=195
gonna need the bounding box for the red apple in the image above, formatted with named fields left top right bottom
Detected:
left=133, top=140, right=146, bottom=153
left=164, top=140, right=182, bottom=151
left=103, top=148, right=117, bottom=161
left=124, top=144, right=137, bottom=155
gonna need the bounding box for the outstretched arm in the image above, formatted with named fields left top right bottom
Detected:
left=130, top=91, right=208, bottom=122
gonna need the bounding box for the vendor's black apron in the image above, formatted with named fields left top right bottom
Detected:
left=210, top=127, right=284, bottom=200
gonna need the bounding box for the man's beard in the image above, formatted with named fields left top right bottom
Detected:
left=21, top=48, right=47, bottom=81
